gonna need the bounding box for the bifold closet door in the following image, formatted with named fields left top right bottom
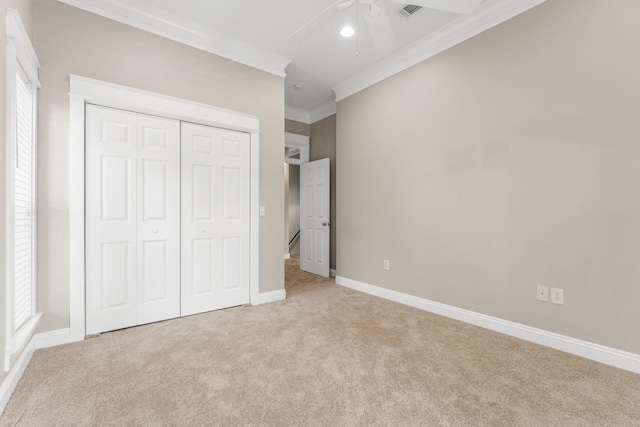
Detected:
left=181, top=122, right=251, bottom=316
left=86, top=105, right=180, bottom=335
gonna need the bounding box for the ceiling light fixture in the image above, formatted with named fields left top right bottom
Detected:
left=340, top=26, right=355, bottom=37
left=293, top=83, right=304, bottom=90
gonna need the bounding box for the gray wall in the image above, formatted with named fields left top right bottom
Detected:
left=33, top=0, right=285, bottom=333
left=0, top=0, right=34, bottom=385
left=285, top=119, right=310, bottom=137
left=310, top=115, right=337, bottom=270
left=337, top=0, right=640, bottom=354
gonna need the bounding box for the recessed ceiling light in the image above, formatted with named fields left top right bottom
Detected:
left=340, top=26, right=355, bottom=38
left=293, top=83, right=304, bottom=91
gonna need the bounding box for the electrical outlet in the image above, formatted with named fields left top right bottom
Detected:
left=551, top=287, right=564, bottom=305
left=383, top=260, right=390, bottom=271
left=536, top=285, right=548, bottom=302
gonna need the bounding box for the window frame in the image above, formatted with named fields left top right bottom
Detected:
left=4, top=8, right=41, bottom=372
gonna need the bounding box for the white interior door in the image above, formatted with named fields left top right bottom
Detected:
left=86, top=105, right=180, bottom=334
left=136, top=114, right=181, bottom=324
left=300, top=158, right=330, bottom=277
left=181, top=122, right=250, bottom=316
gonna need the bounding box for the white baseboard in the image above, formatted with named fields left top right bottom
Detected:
left=35, top=328, right=71, bottom=350
left=1, top=328, right=73, bottom=415
left=258, top=289, right=287, bottom=305
left=0, top=336, right=36, bottom=415
left=284, top=253, right=291, bottom=260
left=336, top=276, right=640, bottom=374
left=330, top=268, right=336, bottom=277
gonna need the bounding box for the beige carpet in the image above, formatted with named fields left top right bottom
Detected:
left=2, top=257, right=639, bottom=426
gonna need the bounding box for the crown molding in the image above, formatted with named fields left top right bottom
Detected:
left=56, top=0, right=291, bottom=77
left=310, top=100, right=337, bottom=124
left=286, top=100, right=336, bottom=125
left=333, top=0, right=546, bottom=102
left=285, top=105, right=311, bottom=124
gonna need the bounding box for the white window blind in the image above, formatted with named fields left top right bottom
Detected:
left=4, top=7, right=41, bottom=373
left=14, top=67, right=36, bottom=331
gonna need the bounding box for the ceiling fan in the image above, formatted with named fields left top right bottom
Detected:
left=287, top=0, right=483, bottom=57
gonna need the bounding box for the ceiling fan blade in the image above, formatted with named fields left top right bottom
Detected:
left=287, top=0, right=355, bottom=44
left=389, top=0, right=482, bottom=15
left=364, top=2, right=397, bottom=57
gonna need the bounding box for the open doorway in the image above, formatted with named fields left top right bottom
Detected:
left=286, top=162, right=301, bottom=258
left=284, top=114, right=337, bottom=280
left=284, top=132, right=309, bottom=262
left=285, top=157, right=332, bottom=282
left=284, top=131, right=332, bottom=278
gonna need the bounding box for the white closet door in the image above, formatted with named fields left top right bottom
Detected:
left=86, top=105, right=180, bottom=334
left=216, top=127, right=251, bottom=308
left=181, top=123, right=250, bottom=316
left=136, top=114, right=181, bottom=324
left=86, top=106, right=138, bottom=334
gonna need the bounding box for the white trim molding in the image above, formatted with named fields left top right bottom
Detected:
left=6, top=9, right=41, bottom=87
left=285, top=101, right=337, bottom=125
left=333, top=0, right=547, bottom=102
left=310, top=101, right=337, bottom=124
left=285, top=132, right=310, bottom=149
left=55, top=0, right=291, bottom=77
left=258, top=289, right=287, bottom=305
left=68, top=75, right=261, bottom=343
left=1, top=328, right=72, bottom=414
left=3, top=314, right=41, bottom=372
left=34, top=328, right=72, bottom=350
left=285, top=132, right=310, bottom=165
left=284, top=253, right=291, bottom=260
left=285, top=105, right=311, bottom=125
left=336, top=276, right=640, bottom=375
left=0, top=336, right=36, bottom=414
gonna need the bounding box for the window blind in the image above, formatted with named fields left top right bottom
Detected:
left=14, top=69, right=35, bottom=331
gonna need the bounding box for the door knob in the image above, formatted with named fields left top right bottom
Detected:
left=322, top=222, right=331, bottom=226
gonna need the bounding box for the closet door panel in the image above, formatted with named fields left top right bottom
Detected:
left=218, top=130, right=250, bottom=308
left=137, top=115, right=181, bottom=324
left=181, top=124, right=220, bottom=316
left=181, top=123, right=250, bottom=315
left=86, top=105, right=137, bottom=335
left=86, top=107, right=180, bottom=334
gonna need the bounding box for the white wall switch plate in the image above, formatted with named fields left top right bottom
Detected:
left=383, top=260, right=390, bottom=271
left=551, top=287, right=564, bottom=304
left=259, top=206, right=266, bottom=216
left=536, top=285, right=548, bottom=302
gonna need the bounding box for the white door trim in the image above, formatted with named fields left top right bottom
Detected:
left=284, top=132, right=309, bottom=165
left=68, top=75, right=260, bottom=342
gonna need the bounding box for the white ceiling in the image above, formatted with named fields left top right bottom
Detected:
left=60, top=0, right=544, bottom=114
left=129, top=0, right=472, bottom=111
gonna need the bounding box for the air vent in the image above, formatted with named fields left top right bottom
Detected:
left=397, top=4, right=423, bottom=18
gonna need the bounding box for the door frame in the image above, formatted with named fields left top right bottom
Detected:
left=284, top=132, right=309, bottom=165
left=68, top=75, right=260, bottom=342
